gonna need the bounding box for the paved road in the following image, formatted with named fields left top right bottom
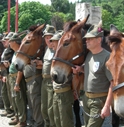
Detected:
left=0, top=101, right=124, bottom=127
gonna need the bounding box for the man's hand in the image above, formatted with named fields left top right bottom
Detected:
left=72, top=65, right=83, bottom=74
left=101, top=105, right=111, bottom=119
left=32, top=59, right=43, bottom=69
left=14, top=84, right=20, bottom=92
left=2, top=76, right=6, bottom=82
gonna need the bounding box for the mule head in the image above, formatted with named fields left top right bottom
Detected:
left=106, top=24, right=124, bottom=118
left=14, top=24, right=46, bottom=71
left=51, top=16, right=89, bottom=84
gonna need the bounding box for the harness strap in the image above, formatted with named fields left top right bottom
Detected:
left=25, top=74, right=41, bottom=82
left=52, top=57, right=76, bottom=68
left=42, top=74, right=51, bottom=78
left=113, top=82, right=124, bottom=92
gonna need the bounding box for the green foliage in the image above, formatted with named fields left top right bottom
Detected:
left=51, top=0, right=70, bottom=13
left=0, top=0, right=124, bottom=33
left=0, top=0, right=15, bottom=21
left=102, top=9, right=114, bottom=30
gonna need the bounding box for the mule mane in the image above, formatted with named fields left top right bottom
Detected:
left=28, top=25, right=39, bottom=32
left=63, top=21, right=77, bottom=32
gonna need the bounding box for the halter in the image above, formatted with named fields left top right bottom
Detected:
left=16, top=38, right=45, bottom=61
left=112, top=82, right=124, bottom=92
left=52, top=43, right=87, bottom=68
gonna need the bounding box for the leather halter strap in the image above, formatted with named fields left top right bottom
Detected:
left=52, top=51, right=85, bottom=68
left=16, top=39, right=45, bottom=60
left=113, top=82, right=124, bottom=92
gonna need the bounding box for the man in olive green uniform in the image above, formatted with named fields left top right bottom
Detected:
left=41, top=24, right=56, bottom=127
left=50, top=31, right=74, bottom=127
left=23, top=62, right=44, bottom=127
left=0, top=32, right=15, bottom=117
left=72, top=25, right=113, bottom=127
left=8, top=33, right=27, bottom=127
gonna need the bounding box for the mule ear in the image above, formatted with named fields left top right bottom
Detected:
left=110, top=24, right=119, bottom=35
left=71, top=14, right=90, bottom=33
left=34, top=24, right=46, bottom=35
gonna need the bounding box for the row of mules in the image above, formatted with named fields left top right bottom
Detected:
left=106, top=25, right=124, bottom=119
left=14, top=17, right=122, bottom=126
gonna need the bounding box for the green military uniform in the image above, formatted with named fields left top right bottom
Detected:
left=53, top=81, right=74, bottom=127
left=83, top=49, right=112, bottom=127
left=9, top=53, right=27, bottom=123
left=41, top=47, right=55, bottom=127
left=0, top=62, right=13, bottom=115
left=23, top=64, right=44, bottom=127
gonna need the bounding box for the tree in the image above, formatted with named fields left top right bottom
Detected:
left=0, top=1, right=52, bottom=32
left=0, top=0, right=15, bottom=21
left=102, top=9, right=114, bottom=30
left=51, top=0, right=70, bottom=13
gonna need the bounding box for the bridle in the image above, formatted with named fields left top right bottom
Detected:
left=113, top=82, right=124, bottom=92
left=16, top=37, right=45, bottom=61
left=52, top=42, right=87, bottom=68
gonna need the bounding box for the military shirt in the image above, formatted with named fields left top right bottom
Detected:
left=42, top=47, right=54, bottom=75
left=9, top=53, right=18, bottom=74
left=84, top=49, right=112, bottom=93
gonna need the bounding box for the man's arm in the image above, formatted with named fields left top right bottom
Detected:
left=14, top=71, right=23, bottom=91
left=101, top=80, right=113, bottom=118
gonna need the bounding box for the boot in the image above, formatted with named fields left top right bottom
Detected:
left=11, top=116, right=16, bottom=120
left=9, top=117, right=19, bottom=125
left=7, top=112, right=15, bottom=118
left=14, top=121, right=27, bottom=127
left=0, top=110, right=7, bottom=116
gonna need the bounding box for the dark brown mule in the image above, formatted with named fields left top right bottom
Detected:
left=14, top=24, right=46, bottom=71
left=106, top=24, right=124, bottom=119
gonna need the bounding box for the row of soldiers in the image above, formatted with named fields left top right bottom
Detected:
left=0, top=24, right=81, bottom=127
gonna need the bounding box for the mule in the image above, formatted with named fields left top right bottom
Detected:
left=50, top=17, right=121, bottom=127
left=14, top=24, right=46, bottom=71
left=106, top=24, right=124, bottom=119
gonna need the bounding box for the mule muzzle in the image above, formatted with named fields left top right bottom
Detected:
left=13, top=59, right=24, bottom=71
left=51, top=71, right=65, bottom=84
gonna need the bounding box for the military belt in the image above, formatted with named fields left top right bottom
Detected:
left=54, top=86, right=71, bottom=93
left=42, top=74, right=51, bottom=78
left=25, top=74, right=41, bottom=82
left=85, top=92, right=108, bottom=98
left=9, top=73, right=17, bottom=77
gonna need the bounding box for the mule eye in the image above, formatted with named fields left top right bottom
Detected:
left=63, top=42, right=70, bottom=47
left=25, top=41, right=30, bottom=44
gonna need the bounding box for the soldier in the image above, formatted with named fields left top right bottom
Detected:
left=50, top=31, right=75, bottom=127
left=40, top=24, right=56, bottom=127
left=72, top=25, right=113, bottom=127
left=8, top=33, right=27, bottom=127
left=21, top=26, right=44, bottom=127
left=0, top=32, right=15, bottom=117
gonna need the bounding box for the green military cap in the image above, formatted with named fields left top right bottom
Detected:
left=9, top=33, right=21, bottom=44
left=43, top=24, right=56, bottom=37
left=84, top=24, right=103, bottom=38
left=50, top=30, right=64, bottom=42
left=2, top=32, right=14, bottom=42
